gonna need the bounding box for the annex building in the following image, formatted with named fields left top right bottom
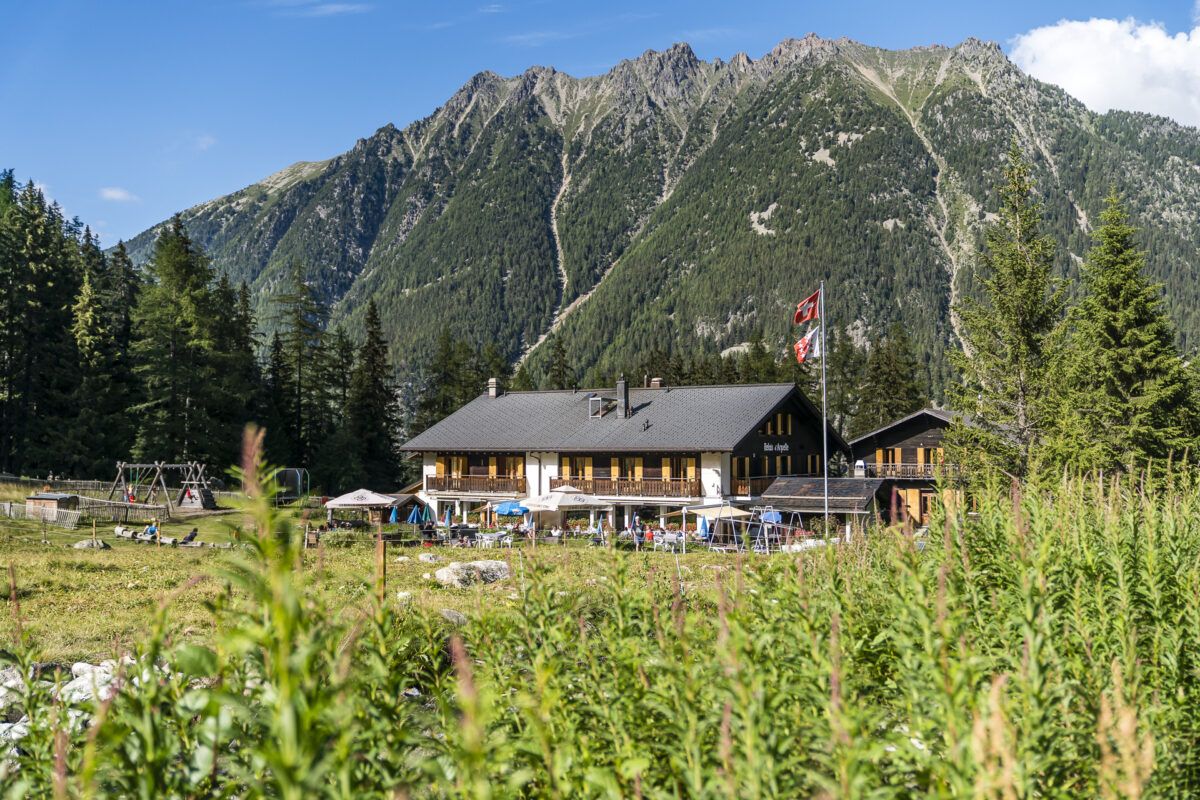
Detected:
left=400, top=378, right=849, bottom=527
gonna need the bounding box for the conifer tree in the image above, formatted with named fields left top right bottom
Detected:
left=271, top=261, right=332, bottom=467
left=947, top=145, right=1066, bottom=475
left=1048, top=191, right=1198, bottom=472
left=346, top=300, right=400, bottom=489
left=510, top=364, right=535, bottom=392
left=129, top=215, right=225, bottom=464
left=852, top=324, right=927, bottom=437
left=827, top=325, right=867, bottom=437
left=546, top=336, right=570, bottom=389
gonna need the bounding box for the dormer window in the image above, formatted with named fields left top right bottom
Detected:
left=588, top=395, right=616, bottom=418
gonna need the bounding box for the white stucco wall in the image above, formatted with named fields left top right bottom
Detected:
left=524, top=452, right=559, bottom=498
left=700, top=452, right=723, bottom=499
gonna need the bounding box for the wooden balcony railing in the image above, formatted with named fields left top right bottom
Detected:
left=862, top=463, right=963, bottom=479
left=731, top=476, right=778, bottom=497
left=426, top=475, right=527, bottom=494
left=549, top=476, right=703, bottom=498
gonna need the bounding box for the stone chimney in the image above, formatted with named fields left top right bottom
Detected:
left=617, top=376, right=629, bottom=418
left=650, top=377, right=663, bottom=389
left=487, top=377, right=500, bottom=398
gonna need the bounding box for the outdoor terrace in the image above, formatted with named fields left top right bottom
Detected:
left=862, top=463, right=964, bottom=479
left=549, top=476, right=703, bottom=498
left=425, top=475, right=527, bottom=494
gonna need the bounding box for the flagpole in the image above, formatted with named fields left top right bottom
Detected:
left=820, top=280, right=829, bottom=531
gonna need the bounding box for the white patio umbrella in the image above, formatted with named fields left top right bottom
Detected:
left=524, top=490, right=612, bottom=511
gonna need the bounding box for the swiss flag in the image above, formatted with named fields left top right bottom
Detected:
left=793, top=289, right=820, bottom=324
left=794, top=326, right=821, bottom=363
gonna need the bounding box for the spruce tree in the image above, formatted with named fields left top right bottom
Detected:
left=271, top=261, right=332, bottom=467
left=346, top=300, right=399, bottom=489
left=1049, top=191, right=1197, bottom=473
left=947, top=145, right=1066, bottom=475
left=129, top=215, right=225, bottom=465
left=546, top=336, right=570, bottom=389
left=852, top=323, right=926, bottom=437
left=510, top=364, right=535, bottom=392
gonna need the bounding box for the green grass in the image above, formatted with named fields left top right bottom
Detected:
left=6, top=464, right=1200, bottom=797
left=0, top=511, right=733, bottom=663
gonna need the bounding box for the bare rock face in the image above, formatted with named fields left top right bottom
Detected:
left=434, top=560, right=511, bottom=589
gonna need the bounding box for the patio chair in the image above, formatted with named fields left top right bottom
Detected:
left=653, top=532, right=679, bottom=552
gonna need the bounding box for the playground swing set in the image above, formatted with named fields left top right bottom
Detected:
left=107, top=461, right=218, bottom=514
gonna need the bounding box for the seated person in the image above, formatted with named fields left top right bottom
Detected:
left=142, top=522, right=158, bottom=537
left=182, top=527, right=198, bottom=543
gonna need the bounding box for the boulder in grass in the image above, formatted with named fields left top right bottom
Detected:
left=74, top=539, right=111, bottom=550
left=417, top=553, right=442, bottom=564
left=439, top=609, right=468, bottom=626
left=433, top=560, right=510, bottom=589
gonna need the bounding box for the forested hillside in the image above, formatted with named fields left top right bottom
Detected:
left=121, top=35, right=1200, bottom=399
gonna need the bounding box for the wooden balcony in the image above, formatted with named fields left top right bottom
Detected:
left=549, top=476, right=703, bottom=498
left=731, top=476, right=778, bottom=497
left=426, top=475, right=526, bottom=494
left=862, top=463, right=963, bottom=480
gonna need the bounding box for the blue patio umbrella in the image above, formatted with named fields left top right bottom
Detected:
left=389, top=505, right=398, bottom=524
left=761, top=511, right=782, bottom=524
left=406, top=505, right=423, bottom=524
left=444, top=508, right=452, bottom=527
left=422, top=505, right=433, bottom=522
left=698, top=515, right=710, bottom=537
left=494, top=501, right=529, bottom=516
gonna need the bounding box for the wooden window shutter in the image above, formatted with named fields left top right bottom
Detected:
left=662, top=457, right=671, bottom=480
left=559, top=456, right=568, bottom=478
left=787, top=414, right=793, bottom=435
left=584, top=457, right=593, bottom=479
left=916, top=448, right=925, bottom=467
left=875, top=448, right=883, bottom=468
left=634, top=458, right=643, bottom=480
left=489, top=457, right=497, bottom=477
left=435, top=456, right=446, bottom=476
left=894, top=447, right=903, bottom=465
left=515, top=458, right=524, bottom=476
left=612, top=457, right=620, bottom=478
left=687, top=458, right=697, bottom=480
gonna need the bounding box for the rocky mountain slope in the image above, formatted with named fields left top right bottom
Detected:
left=123, top=34, right=1200, bottom=396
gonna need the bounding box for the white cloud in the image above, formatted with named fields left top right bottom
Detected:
left=502, top=29, right=572, bottom=47
left=195, top=134, right=216, bottom=151
left=478, top=3, right=503, bottom=13
left=1011, top=17, right=1200, bottom=128
left=99, top=187, right=139, bottom=202
left=291, top=3, right=370, bottom=16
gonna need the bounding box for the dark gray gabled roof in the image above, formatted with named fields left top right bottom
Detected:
left=848, top=408, right=962, bottom=449
left=401, top=383, right=843, bottom=454
left=760, top=477, right=886, bottom=514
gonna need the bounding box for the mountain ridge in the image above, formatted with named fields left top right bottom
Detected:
left=121, top=34, right=1200, bottom=398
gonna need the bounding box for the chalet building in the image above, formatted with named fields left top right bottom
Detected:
left=400, top=378, right=849, bottom=526
left=848, top=408, right=964, bottom=525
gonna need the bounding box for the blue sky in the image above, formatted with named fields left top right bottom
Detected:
left=3, top=0, right=1198, bottom=245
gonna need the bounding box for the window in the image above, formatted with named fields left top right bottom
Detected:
left=807, top=454, right=821, bottom=474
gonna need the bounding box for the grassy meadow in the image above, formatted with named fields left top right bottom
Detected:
left=4, top=466, right=1200, bottom=797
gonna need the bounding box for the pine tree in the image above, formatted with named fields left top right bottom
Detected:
left=947, top=145, right=1066, bottom=475
left=414, top=326, right=472, bottom=433
left=345, top=300, right=399, bottom=489
left=1048, top=191, right=1198, bottom=473
left=71, top=273, right=112, bottom=476
left=851, top=324, right=927, bottom=438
